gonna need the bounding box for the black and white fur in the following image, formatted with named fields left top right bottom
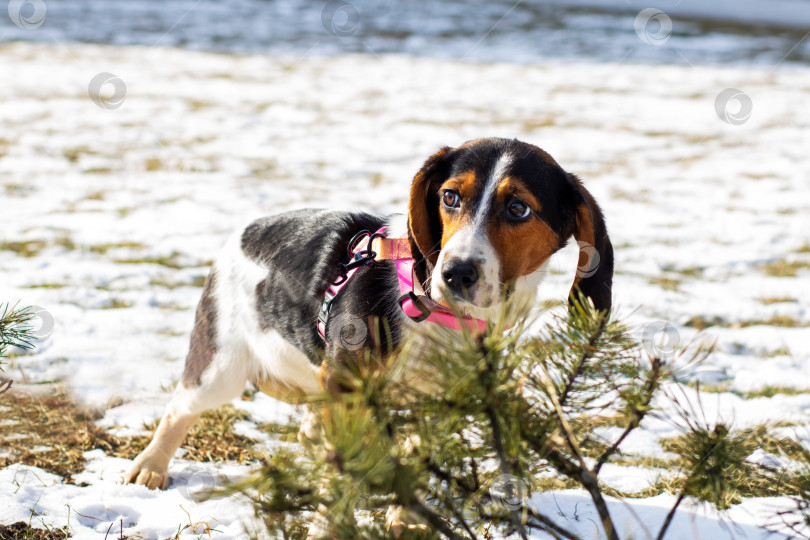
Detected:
left=124, top=137, right=613, bottom=490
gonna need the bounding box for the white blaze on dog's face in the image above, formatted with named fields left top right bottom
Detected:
left=431, top=153, right=512, bottom=308
left=408, top=138, right=614, bottom=314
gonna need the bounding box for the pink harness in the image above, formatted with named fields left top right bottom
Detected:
left=317, top=228, right=489, bottom=345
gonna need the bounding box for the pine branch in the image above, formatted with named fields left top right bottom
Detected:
left=655, top=491, right=687, bottom=540
left=481, top=506, right=583, bottom=540
left=1, top=303, right=37, bottom=393
left=233, top=295, right=758, bottom=540
left=554, top=294, right=610, bottom=408
left=594, top=357, right=662, bottom=475
left=486, top=406, right=529, bottom=540
left=538, top=437, right=620, bottom=540
left=524, top=506, right=584, bottom=540
left=538, top=357, right=620, bottom=540
left=557, top=326, right=601, bottom=408
left=537, top=364, right=589, bottom=471
left=406, top=500, right=467, bottom=540
left=419, top=457, right=478, bottom=538
left=0, top=302, right=36, bottom=360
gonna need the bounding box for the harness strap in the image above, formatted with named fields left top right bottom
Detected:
left=371, top=236, right=412, bottom=261
left=317, top=228, right=385, bottom=343
left=394, top=257, right=489, bottom=333
left=317, top=228, right=490, bottom=345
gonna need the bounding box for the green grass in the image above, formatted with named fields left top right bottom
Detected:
left=675, top=266, right=703, bottom=278
left=684, top=314, right=808, bottom=330
left=742, top=386, right=810, bottom=399
left=4, top=183, right=31, bottom=196
left=760, top=259, right=810, bottom=277
left=0, top=240, right=47, bottom=257
left=758, top=296, right=798, bottom=305
left=86, top=241, right=147, bottom=254
left=686, top=382, right=810, bottom=399
left=648, top=276, right=681, bottom=291
left=114, top=251, right=212, bottom=270
left=99, top=299, right=135, bottom=310
left=683, top=315, right=725, bottom=330
left=737, top=315, right=809, bottom=328
left=760, top=347, right=792, bottom=358
left=607, top=454, right=679, bottom=470
left=686, top=381, right=732, bottom=394
left=150, top=275, right=207, bottom=289
left=21, top=283, right=69, bottom=290
left=0, top=237, right=76, bottom=257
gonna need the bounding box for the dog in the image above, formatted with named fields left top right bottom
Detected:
left=123, top=137, right=613, bottom=490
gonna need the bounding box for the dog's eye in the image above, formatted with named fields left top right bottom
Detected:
left=442, top=190, right=461, bottom=209
left=507, top=199, right=531, bottom=220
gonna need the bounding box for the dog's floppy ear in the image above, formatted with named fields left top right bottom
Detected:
left=566, top=173, right=614, bottom=313
left=407, top=146, right=453, bottom=266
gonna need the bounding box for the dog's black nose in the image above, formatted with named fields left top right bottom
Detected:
left=442, top=260, right=479, bottom=296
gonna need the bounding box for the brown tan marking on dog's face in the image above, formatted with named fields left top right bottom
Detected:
left=486, top=177, right=561, bottom=285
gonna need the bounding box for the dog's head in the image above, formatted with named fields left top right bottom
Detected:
left=407, top=138, right=613, bottom=313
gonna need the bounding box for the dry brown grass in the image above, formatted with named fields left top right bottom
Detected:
left=0, top=389, right=262, bottom=484
left=0, top=522, right=69, bottom=540
left=0, top=390, right=123, bottom=482
left=113, top=405, right=260, bottom=463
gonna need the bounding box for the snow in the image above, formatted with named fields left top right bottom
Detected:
left=530, top=491, right=784, bottom=540
left=1, top=457, right=259, bottom=539
left=1, top=39, right=809, bottom=538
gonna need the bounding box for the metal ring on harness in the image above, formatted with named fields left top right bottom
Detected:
left=332, top=230, right=383, bottom=285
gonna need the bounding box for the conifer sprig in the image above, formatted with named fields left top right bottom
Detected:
left=0, top=302, right=37, bottom=394
left=222, top=296, right=795, bottom=539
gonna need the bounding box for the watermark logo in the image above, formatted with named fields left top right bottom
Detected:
left=332, top=313, right=367, bottom=351
left=634, top=8, right=672, bottom=46
left=88, top=72, right=127, bottom=110
left=575, top=241, right=601, bottom=279
left=715, top=88, right=753, bottom=125
left=641, top=321, right=680, bottom=360
left=490, top=474, right=528, bottom=511
left=8, top=0, right=46, bottom=29
left=94, top=384, right=130, bottom=417
left=176, top=465, right=219, bottom=501
left=321, top=0, right=360, bottom=37
left=28, top=305, right=54, bottom=341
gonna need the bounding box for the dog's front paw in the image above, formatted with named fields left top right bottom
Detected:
left=123, top=456, right=170, bottom=490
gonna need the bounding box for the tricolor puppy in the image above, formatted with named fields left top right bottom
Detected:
left=124, top=137, right=613, bottom=489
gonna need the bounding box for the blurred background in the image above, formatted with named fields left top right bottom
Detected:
left=2, top=0, right=810, bottom=64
